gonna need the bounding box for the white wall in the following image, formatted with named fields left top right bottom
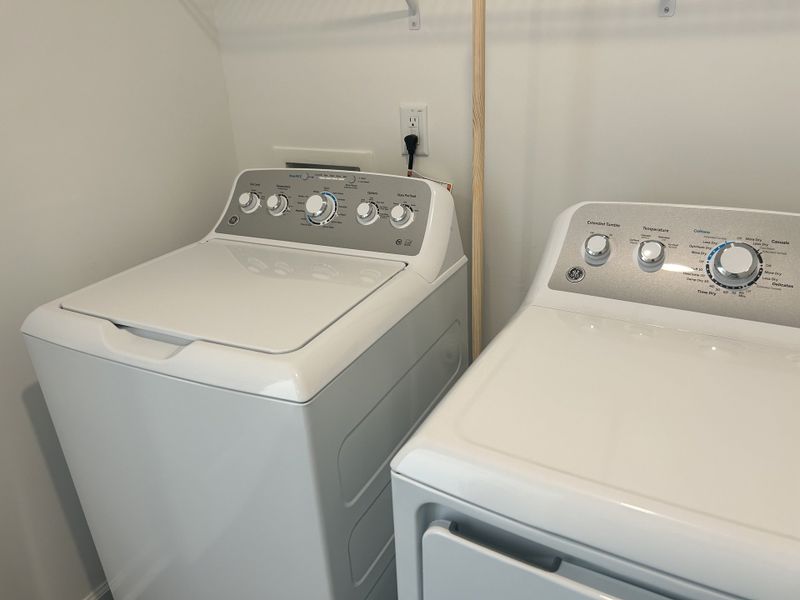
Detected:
left=0, top=2, right=237, bottom=599
left=213, top=0, right=800, bottom=340
left=4, top=2, right=800, bottom=597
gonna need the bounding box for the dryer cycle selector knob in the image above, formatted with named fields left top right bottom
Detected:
left=390, top=204, right=414, bottom=229
left=584, top=234, right=611, bottom=266
left=638, top=240, right=666, bottom=272
left=356, top=201, right=379, bottom=225
left=305, top=192, right=337, bottom=225
left=266, top=194, right=289, bottom=216
left=708, top=242, right=762, bottom=289
left=238, top=192, right=261, bottom=214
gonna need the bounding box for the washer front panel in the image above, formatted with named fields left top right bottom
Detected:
left=547, top=203, right=800, bottom=328
left=215, top=170, right=431, bottom=256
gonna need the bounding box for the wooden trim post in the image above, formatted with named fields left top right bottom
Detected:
left=471, top=0, right=486, bottom=360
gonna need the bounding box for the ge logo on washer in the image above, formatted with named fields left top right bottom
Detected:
left=566, top=266, right=585, bottom=283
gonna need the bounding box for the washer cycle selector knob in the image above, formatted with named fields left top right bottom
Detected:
left=266, top=194, right=289, bottom=216
left=638, top=240, right=666, bottom=272
left=238, top=192, right=261, bottom=214
left=708, top=242, right=762, bottom=289
left=356, top=201, right=379, bottom=225
left=305, top=192, right=337, bottom=225
left=584, top=234, right=611, bottom=266
left=305, top=194, right=327, bottom=218
left=390, top=204, right=414, bottom=229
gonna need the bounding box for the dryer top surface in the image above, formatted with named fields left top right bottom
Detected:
left=394, top=305, right=800, bottom=547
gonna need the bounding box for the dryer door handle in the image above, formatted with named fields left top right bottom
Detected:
left=421, top=523, right=675, bottom=600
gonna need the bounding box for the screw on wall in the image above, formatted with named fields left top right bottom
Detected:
left=659, top=0, right=676, bottom=17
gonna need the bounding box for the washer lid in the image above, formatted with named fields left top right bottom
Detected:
left=60, top=240, right=405, bottom=354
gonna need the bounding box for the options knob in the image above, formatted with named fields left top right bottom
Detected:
left=638, top=240, right=666, bottom=272
left=305, top=192, right=337, bottom=225
left=390, top=204, right=414, bottom=229
left=356, top=201, right=379, bottom=225
left=238, top=192, right=261, bottom=214
left=584, top=234, right=611, bottom=266
left=707, top=242, right=762, bottom=289
left=266, top=194, right=289, bottom=216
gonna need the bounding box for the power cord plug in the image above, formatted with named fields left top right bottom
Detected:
left=404, top=134, right=419, bottom=173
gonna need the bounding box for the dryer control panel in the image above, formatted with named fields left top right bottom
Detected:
left=547, top=203, right=800, bottom=329
left=214, top=169, right=432, bottom=257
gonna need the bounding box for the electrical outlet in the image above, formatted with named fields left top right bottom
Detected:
left=400, top=104, right=429, bottom=157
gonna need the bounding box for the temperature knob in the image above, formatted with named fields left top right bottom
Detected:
left=707, top=242, right=762, bottom=289
left=305, top=192, right=337, bottom=225
left=356, top=201, right=379, bottom=225
left=238, top=192, right=261, bottom=214
left=266, top=194, right=288, bottom=216
left=638, top=240, right=666, bottom=272
left=584, top=234, right=611, bottom=266
left=390, top=204, right=414, bottom=229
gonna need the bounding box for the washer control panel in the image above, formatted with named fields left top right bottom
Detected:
left=548, top=203, right=800, bottom=328
left=215, top=170, right=431, bottom=256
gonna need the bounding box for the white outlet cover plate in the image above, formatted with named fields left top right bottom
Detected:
left=400, top=104, right=429, bottom=157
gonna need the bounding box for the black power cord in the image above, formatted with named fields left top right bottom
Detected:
left=404, top=134, right=419, bottom=173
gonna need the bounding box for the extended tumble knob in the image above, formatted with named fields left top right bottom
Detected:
left=305, top=192, right=337, bottom=225
left=238, top=192, right=261, bottom=214
left=708, top=242, right=762, bottom=289
left=584, top=234, right=611, bottom=266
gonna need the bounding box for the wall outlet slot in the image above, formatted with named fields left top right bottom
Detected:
left=400, top=104, right=429, bottom=157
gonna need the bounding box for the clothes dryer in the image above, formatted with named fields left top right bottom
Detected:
left=392, top=202, right=799, bottom=600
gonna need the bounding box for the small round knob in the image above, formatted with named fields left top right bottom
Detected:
left=390, top=204, right=414, bottom=229
left=584, top=234, right=611, bottom=266
left=305, top=192, right=337, bottom=225
left=708, top=242, right=762, bottom=289
left=266, top=194, right=288, bottom=216
left=638, top=240, right=666, bottom=272
left=238, top=192, right=261, bottom=214
left=356, top=201, right=379, bottom=225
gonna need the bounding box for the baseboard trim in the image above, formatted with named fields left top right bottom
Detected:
left=82, top=581, right=110, bottom=600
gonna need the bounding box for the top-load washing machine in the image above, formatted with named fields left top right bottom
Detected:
left=392, top=202, right=800, bottom=600
left=22, top=169, right=468, bottom=600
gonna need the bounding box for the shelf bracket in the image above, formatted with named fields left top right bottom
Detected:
left=659, top=0, right=676, bottom=17
left=406, top=0, right=420, bottom=30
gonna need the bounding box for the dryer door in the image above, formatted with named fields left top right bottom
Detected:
left=421, top=524, right=675, bottom=600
